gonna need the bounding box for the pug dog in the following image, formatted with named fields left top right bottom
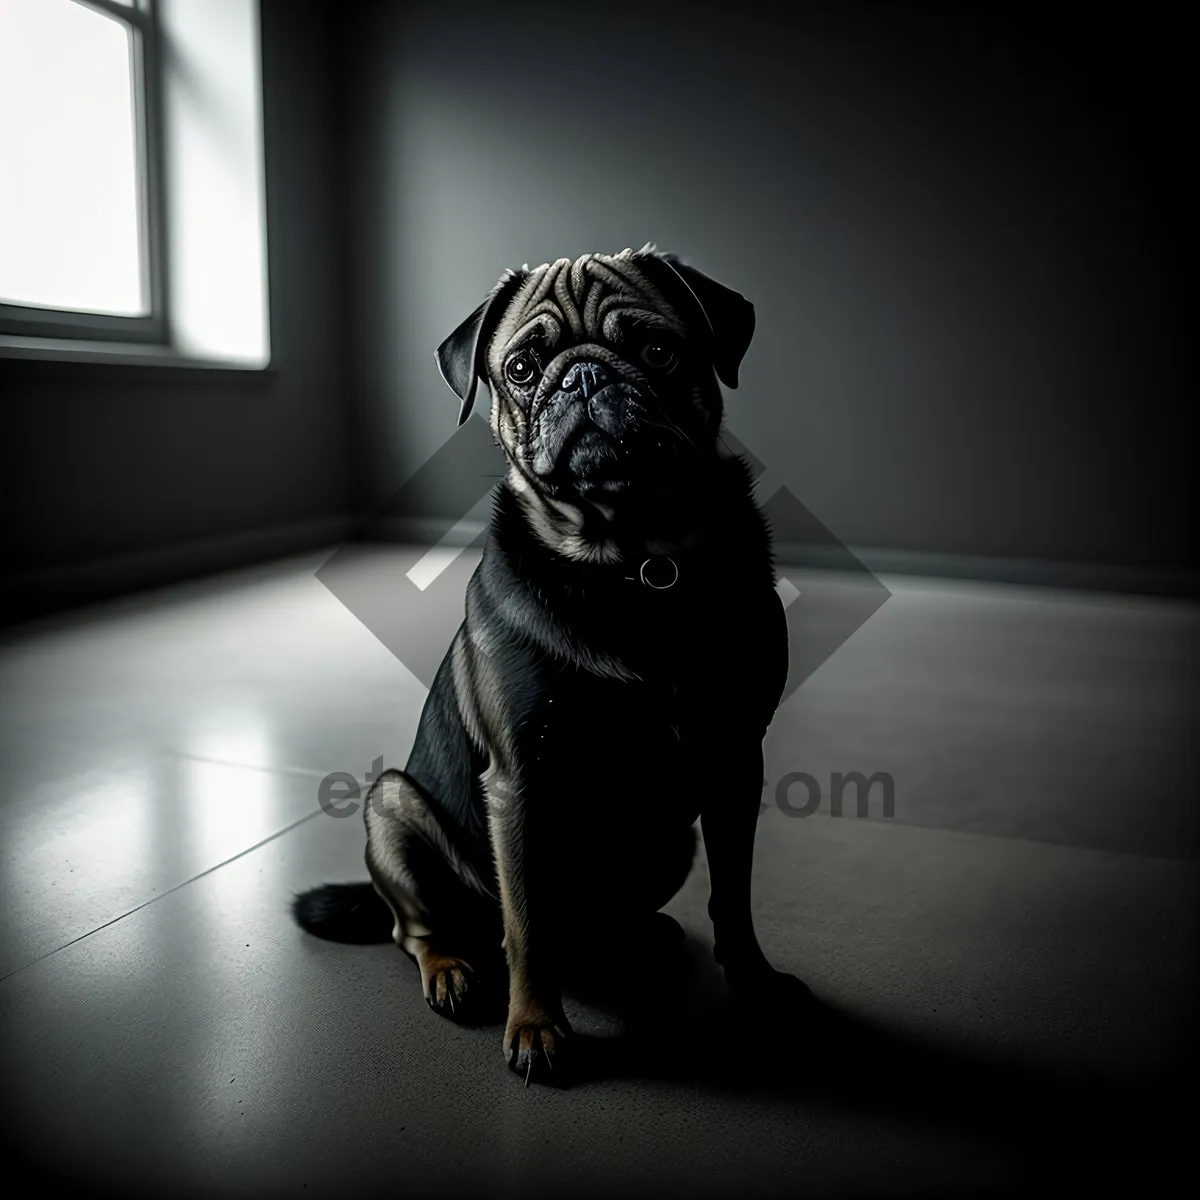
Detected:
left=294, top=246, right=809, bottom=1085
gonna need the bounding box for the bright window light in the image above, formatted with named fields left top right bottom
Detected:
left=0, top=0, right=147, bottom=316
left=162, top=0, right=269, bottom=365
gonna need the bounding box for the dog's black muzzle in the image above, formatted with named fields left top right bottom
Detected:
left=560, top=361, right=633, bottom=439
left=531, top=360, right=651, bottom=493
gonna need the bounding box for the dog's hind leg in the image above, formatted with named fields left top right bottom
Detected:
left=364, top=769, right=500, bottom=1021
left=565, top=823, right=695, bottom=984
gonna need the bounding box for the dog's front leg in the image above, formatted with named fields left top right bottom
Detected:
left=701, top=742, right=814, bottom=1012
left=485, top=773, right=570, bottom=1084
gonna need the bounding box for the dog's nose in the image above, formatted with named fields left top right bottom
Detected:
left=560, top=360, right=609, bottom=400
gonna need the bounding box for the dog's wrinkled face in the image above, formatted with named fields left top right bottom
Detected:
left=487, top=252, right=715, bottom=503
left=437, top=247, right=755, bottom=559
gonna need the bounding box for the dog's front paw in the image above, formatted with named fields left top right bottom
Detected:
left=726, top=965, right=816, bottom=1016
left=503, top=1011, right=569, bottom=1086
left=418, top=951, right=476, bottom=1021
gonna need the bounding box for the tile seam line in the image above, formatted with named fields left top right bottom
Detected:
left=757, top=809, right=1200, bottom=865
left=0, top=806, right=326, bottom=986
left=172, top=751, right=330, bottom=780
left=2, top=812, right=1191, bottom=987
left=0, top=740, right=338, bottom=783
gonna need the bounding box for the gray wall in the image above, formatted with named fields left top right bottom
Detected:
left=0, top=0, right=354, bottom=619
left=341, top=0, right=1194, bottom=578
left=2, top=0, right=1192, bottom=620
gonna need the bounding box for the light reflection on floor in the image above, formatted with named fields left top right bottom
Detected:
left=0, top=548, right=1194, bottom=1195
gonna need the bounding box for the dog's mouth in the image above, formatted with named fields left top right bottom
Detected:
left=538, top=414, right=662, bottom=500
left=561, top=427, right=629, bottom=493
left=530, top=376, right=688, bottom=499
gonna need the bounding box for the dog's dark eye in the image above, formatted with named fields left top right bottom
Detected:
left=505, top=352, right=538, bottom=386
left=639, top=342, right=677, bottom=371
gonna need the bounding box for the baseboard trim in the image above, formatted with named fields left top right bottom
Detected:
left=0, top=515, right=356, bottom=625
left=360, top=515, right=488, bottom=546
left=355, top=518, right=1199, bottom=599
left=775, top=542, right=1200, bottom=599
left=6, top=514, right=1192, bottom=624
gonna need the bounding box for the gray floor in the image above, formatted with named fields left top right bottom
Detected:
left=1, top=547, right=1195, bottom=1197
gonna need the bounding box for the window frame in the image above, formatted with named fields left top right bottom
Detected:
left=0, top=0, right=169, bottom=344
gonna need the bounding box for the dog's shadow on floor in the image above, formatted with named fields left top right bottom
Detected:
left=500, top=923, right=1186, bottom=1189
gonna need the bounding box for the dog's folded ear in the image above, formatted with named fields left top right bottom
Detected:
left=435, top=268, right=528, bottom=425
left=635, top=250, right=756, bottom=389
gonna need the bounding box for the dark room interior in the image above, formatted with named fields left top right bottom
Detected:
left=0, top=1, right=1195, bottom=1196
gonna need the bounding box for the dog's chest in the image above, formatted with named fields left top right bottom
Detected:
left=517, top=673, right=696, bottom=814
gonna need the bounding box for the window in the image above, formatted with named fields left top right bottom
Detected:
left=0, top=0, right=270, bottom=368
left=0, top=0, right=166, bottom=341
